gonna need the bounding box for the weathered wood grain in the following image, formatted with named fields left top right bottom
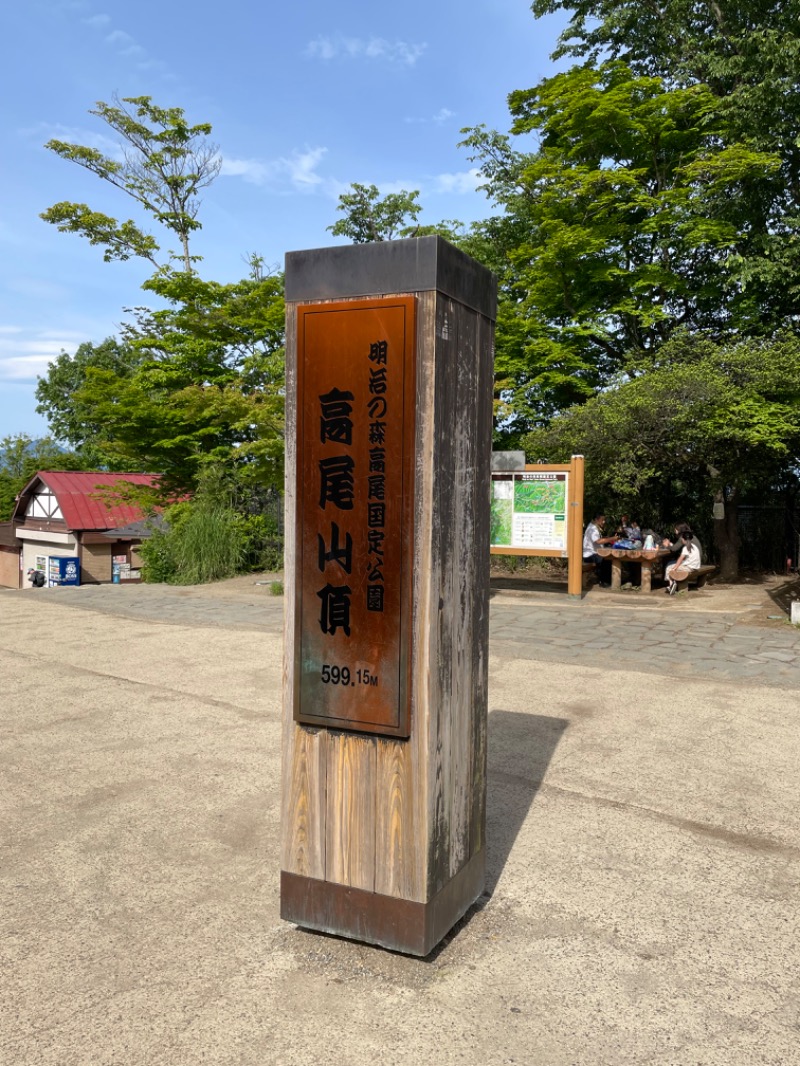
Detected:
left=469, top=310, right=494, bottom=859
left=448, top=303, right=480, bottom=879
left=425, top=294, right=457, bottom=897
left=406, top=287, right=439, bottom=898
left=325, top=731, right=377, bottom=890
left=374, top=737, right=422, bottom=898
left=281, top=726, right=328, bottom=878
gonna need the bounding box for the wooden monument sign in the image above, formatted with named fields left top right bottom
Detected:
left=281, top=237, right=496, bottom=955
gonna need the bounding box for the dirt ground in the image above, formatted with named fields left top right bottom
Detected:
left=3, top=572, right=800, bottom=1064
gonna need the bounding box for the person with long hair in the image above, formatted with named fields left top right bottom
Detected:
left=665, top=530, right=702, bottom=595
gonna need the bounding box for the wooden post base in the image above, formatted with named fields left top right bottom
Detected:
left=281, top=848, right=486, bottom=957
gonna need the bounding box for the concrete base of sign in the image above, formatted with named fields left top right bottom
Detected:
left=281, top=848, right=485, bottom=957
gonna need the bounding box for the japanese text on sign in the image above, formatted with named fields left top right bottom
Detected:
left=296, top=297, right=416, bottom=737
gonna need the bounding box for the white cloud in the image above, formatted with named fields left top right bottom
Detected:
left=104, top=29, right=135, bottom=47
left=220, top=147, right=328, bottom=192
left=286, top=147, right=327, bottom=188
left=432, top=169, right=483, bottom=194
left=0, top=355, right=55, bottom=381
left=0, top=332, right=89, bottom=382
left=22, top=121, right=122, bottom=158
left=305, top=35, right=427, bottom=67
left=220, top=158, right=269, bottom=184
left=405, top=107, right=455, bottom=125
left=90, top=22, right=165, bottom=73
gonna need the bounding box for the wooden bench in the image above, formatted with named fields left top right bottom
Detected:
left=582, top=562, right=596, bottom=590
left=675, top=564, right=717, bottom=590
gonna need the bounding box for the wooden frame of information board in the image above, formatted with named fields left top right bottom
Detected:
left=490, top=455, right=585, bottom=598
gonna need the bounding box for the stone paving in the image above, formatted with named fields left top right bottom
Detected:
left=489, top=595, right=800, bottom=687
left=6, top=579, right=798, bottom=688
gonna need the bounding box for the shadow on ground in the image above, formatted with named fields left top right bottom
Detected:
left=767, top=576, right=800, bottom=617
left=485, top=709, right=568, bottom=895
left=490, top=576, right=570, bottom=597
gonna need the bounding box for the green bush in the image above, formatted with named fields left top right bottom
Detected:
left=237, top=512, right=284, bottom=572
left=171, top=506, right=245, bottom=584
left=139, top=468, right=284, bottom=584
left=139, top=528, right=179, bottom=583
left=140, top=504, right=246, bottom=584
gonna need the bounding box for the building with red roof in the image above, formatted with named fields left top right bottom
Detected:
left=1, top=470, right=161, bottom=588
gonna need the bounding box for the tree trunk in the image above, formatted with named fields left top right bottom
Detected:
left=712, top=486, right=740, bottom=582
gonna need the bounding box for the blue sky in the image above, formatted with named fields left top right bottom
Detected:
left=1, top=0, right=565, bottom=441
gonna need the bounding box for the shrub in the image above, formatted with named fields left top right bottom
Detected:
left=140, top=503, right=245, bottom=584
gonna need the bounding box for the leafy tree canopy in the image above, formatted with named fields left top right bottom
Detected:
left=0, top=434, right=89, bottom=521
left=41, top=95, right=220, bottom=272
left=524, top=332, right=800, bottom=577
left=38, top=98, right=286, bottom=499
left=461, top=60, right=779, bottom=434
left=40, top=265, right=286, bottom=495
left=328, top=182, right=465, bottom=243
left=35, top=337, right=148, bottom=460
left=526, top=0, right=800, bottom=334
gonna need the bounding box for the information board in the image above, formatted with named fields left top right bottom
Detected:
left=294, top=296, right=416, bottom=737
left=490, top=471, right=569, bottom=552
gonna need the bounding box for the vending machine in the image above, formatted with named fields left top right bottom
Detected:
left=48, top=557, right=81, bottom=587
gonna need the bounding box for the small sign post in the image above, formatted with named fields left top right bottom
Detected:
left=281, top=237, right=496, bottom=955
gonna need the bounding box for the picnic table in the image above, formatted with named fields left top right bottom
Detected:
left=596, top=546, right=674, bottom=593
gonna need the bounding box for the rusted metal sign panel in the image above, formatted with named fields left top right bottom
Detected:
left=294, top=296, right=416, bottom=737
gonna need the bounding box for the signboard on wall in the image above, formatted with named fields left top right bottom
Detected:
left=490, top=471, right=569, bottom=552
left=294, top=296, right=416, bottom=738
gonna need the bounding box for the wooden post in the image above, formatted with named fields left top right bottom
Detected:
left=281, top=237, right=496, bottom=956
left=567, top=455, right=585, bottom=598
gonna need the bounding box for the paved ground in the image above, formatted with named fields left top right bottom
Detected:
left=27, top=572, right=800, bottom=687
left=2, top=577, right=799, bottom=1064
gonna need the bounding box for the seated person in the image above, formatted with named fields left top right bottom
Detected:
left=583, top=513, right=616, bottom=585
left=665, top=531, right=702, bottom=594
left=665, top=522, right=703, bottom=563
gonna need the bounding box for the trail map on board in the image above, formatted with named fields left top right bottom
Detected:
left=490, top=472, right=568, bottom=551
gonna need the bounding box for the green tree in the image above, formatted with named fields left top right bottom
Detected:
left=461, top=61, right=779, bottom=433
left=328, top=183, right=424, bottom=242
left=529, top=0, right=800, bottom=335
left=38, top=98, right=286, bottom=499
left=35, top=337, right=147, bottom=459
left=57, top=266, right=286, bottom=494
left=41, top=95, right=220, bottom=272
left=0, top=434, right=87, bottom=520
left=328, top=182, right=465, bottom=244
left=524, top=333, right=800, bottom=579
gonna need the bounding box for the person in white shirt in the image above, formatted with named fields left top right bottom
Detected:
left=665, top=522, right=702, bottom=563
left=582, top=513, right=616, bottom=586
left=665, top=531, right=702, bottom=595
